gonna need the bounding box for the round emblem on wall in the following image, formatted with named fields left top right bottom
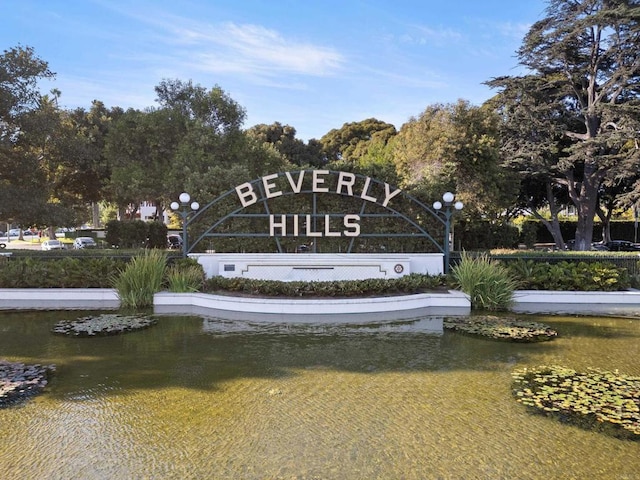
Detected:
left=394, top=264, right=404, bottom=273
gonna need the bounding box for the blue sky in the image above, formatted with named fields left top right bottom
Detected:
left=3, top=0, right=547, bottom=141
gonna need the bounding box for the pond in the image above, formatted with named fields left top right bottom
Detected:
left=1, top=310, right=639, bottom=479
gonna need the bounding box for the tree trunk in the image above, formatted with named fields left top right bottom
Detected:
left=91, top=202, right=100, bottom=227
left=532, top=181, right=566, bottom=250
left=572, top=165, right=599, bottom=251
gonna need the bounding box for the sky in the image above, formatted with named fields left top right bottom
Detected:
left=3, top=0, right=548, bottom=141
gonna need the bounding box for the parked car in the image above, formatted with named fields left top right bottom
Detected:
left=600, top=240, right=640, bottom=252
left=167, top=235, right=183, bottom=249
left=8, top=228, right=36, bottom=237
left=41, top=239, right=64, bottom=251
left=73, top=237, right=97, bottom=249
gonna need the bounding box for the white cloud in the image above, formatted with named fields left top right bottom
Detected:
left=101, top=6, right=346, bottom=79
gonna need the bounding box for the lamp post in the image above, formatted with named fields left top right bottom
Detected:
left=170, top=192, right=199, bottom=258
left=433, top=192, right=463, bottom=273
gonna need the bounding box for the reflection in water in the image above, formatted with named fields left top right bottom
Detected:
left=0, top=311, right=639, bottom=479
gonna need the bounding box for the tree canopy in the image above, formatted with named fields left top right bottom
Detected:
left=392, top=100, right=519, bottom=219
left=487, top=0, right=640, bottom=250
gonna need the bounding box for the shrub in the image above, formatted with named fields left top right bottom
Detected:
left=506, top=259, right=630, bottom=291
left=166, top=264, right=205, bottom=292
left=451, top=252, right=519, bottom=310
left=147, top=221, right=168, bottom=249
left=106, top=220, right=148, bottom=248
left=112, top=249, right=167, bottom=309
left=203, top=273, right=446, bottom=297
left=0, top=257, right=128, bottom=288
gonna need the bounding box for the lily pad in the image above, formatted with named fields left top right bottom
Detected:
left=512, top=365, right=640, bottom=440
left=0, top=360, right=55, bottom=407
left=444, top=315, right=557, bottom=342
left=52, top=314, right=157, bottom=337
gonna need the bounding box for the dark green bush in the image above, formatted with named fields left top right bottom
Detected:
left=203, top=273, right=447, bottom=297
left=106, top=220, right=149, bottom=248
left=506, top=259, right=630, bottom=291
left=0, top=257, right=129, bottom=288
left=146, top=221, right=168, bottom=249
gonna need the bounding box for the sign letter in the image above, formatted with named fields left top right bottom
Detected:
left=262, top=173, right=282, bottom=199
left=285, top=171, right=305, bottom=193
left=343, top=214, right=361, bottom=237
left=236, top=182, right=257, bottom=207
left=312, top=170, right=330, bottom=193
left=336, top=172, right=356, bottom=197
left=269, top=214, right=287, bottom=236
left=382, top=184, right=402, bottom=207
left=360, top=177, right=377, bottom=203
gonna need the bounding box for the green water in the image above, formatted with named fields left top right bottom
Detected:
left=0, top=311, right=639, bottom=480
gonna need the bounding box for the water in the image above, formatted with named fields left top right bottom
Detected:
left=1, top=311, right=639, bottom=479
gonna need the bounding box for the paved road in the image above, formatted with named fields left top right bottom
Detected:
left=0, top=239, right=43, bottom=250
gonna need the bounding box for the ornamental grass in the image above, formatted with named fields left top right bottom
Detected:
left=112, top=249, right=166, bottom=309
left=451, top=251, right=520, bottom=310
left=166, top=264, right=205, bottom=293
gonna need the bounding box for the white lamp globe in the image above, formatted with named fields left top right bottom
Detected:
left=454, top=201, right=464, bottom=210
left=191, top=202, right=199, bottom=211
left=442, top=192, right=455, bottom=203
left=170, top=202, right=179, bottom=210
left=433, top=201, right=442, bottom=210
left=179, top=192, right=190, bottom=203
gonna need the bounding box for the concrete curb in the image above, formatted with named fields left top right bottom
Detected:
left=0, top=289, right=120, bottom=310
left=512, top=290, right=640, bottom=315
left=153, top=290, right=471, bottom=322
left=2, top=288, right=640, bottom=318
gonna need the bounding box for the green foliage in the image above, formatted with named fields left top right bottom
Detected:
left=166, top=262, right=204, bottom=292
left=319, top=118, right=397, bottom=164
left=506, top=259, right=630, bottom=291
left=512, top=366, right=640, bottom=440
left=457, top=220, right=520, bottom=249
left=392, top=100, right=518, bottom=218
left=0, top=257, right=127, bottom=288
left=488, top=1, right=640, bottom=249
left=451, top=252, right=519, bottom=310
left=112, top=249, right=167, bottom=309
left=105, top=220, right=154, bottom=248
left=146, top=221, right=168, bottom=249
left=203, top=273, right=446, bottom=298
left=519, top=221, right=538, bottom=248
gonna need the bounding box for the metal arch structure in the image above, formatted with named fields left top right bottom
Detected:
left=182, top=170, right=451, bottom=256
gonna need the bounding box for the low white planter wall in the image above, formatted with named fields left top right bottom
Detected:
left=512, top=290, right=640, bottom=315
left=191, top=253, right=444, bottom=281
left=0, top=288, right=120, bottom=310
left=154, top=290, right=470, bottom=322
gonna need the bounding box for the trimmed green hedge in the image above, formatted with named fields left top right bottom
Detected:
left=0, top=257, right=129, bottom=288
left=505, top=259, right=630, bottom=291
left=0, top=253, right=633, bottom=293
left=203, top=273, right=447, bottom=297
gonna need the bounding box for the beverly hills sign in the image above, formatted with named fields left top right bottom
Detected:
left=234, top=170, right=402, bottom=238
left=184, top=169, right=449, bottom=279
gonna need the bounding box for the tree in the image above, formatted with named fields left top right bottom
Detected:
left=246, top=122, right=325, bottom=166
left=0, top=46, right=55, bottom=227
left=319, top=118, right=396, bottom=164
left=392, top=100, right=519, bottom=219
left=487, top=0, right=640, bottom=250
left=104, top=107, right=186, bottom=219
